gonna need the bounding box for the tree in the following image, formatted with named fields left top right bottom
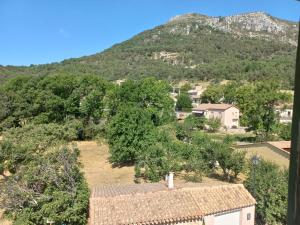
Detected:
left=200, top=84, right=224, bottom=103
left=230, top=150, right=246, bottom=178
left=180, top=83, right=192, bottom=93
left=184, top=115, right=206, bottom=130
left=176, top=93, right=192, bottom=112
left=0, top=123, right=89, bottom=225
left=175, top=115, right=206, bottom=142
left=135, top=130, right=184, bottom=182
left=107, top=104, right=156, bottom=164
left=79, top=90, right=104, bottom=123
left=206, top=118, right=221, bottom=132
left=275, top=122, right=292, bottom=140
left=190, top=133, right=245, bottom=180
left=0, top=147, right=89, bottom=225
left=222, top=82, right=240, bottom=104
left=236, top=81, right=290, bottom=137
left=0, top=74, right=108, bottom=135
left=244, top=160, right=288, bottom=224
left=108, top=78, right=175, bottom=125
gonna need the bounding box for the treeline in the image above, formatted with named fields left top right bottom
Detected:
left=0, top=74, right=111, bottom=136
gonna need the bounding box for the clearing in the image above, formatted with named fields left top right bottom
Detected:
left=239, top=145, right=289, bottom=168
left=77, top=140, right=226, bottom=189
left=77, top=141, right=135, bottom=189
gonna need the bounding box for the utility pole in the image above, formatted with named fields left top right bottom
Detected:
left=287, top=21, right=300, bottom=225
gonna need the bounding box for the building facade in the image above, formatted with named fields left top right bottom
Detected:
left=192, top=104, right=239, bottom=128
left=275, top=105, right=293, bottom=123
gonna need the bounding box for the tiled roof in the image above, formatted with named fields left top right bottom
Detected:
left=193, top=104, right=236, bottom=111
left=91, top=183, right=167, bottom=198
left=89, top=183, right=255, bottom=225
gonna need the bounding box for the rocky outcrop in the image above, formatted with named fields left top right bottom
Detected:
left=168, top=12, right=298, bottom=46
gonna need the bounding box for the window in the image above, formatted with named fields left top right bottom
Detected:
left=247, top=213, right=251, bottom=221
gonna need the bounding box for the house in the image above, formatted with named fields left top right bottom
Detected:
left=192, top=104, right=239, bottom=128
left=187, top=85, right=206, bottom=107
left=275, top=104, right=293, bottom=123
left=89, top=178, right=256, bottom=225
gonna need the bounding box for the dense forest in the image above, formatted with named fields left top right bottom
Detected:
left=0, top=13, right=298, bottom=88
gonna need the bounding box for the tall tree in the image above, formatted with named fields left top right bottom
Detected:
left=176, top=93, right=192, bottom=111
left=107, top=104, right=156, bottom=164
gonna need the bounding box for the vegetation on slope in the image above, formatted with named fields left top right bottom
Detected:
left=0, top=13, right=297, bottom=88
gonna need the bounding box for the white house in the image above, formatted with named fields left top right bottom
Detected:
left=192, top=104, right=240, bottom=128
left=89, top=180, right=256, bottom=225
left=275, top=104, right=293, bottom=123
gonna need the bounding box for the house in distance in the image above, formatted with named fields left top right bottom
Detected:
left=192, top=104, right=240, bottom=129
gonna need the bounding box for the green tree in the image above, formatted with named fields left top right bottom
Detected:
left=107, top=104, right=156, bottom=164
left=108, top=78, right=174, bottom=125
left=180, top=83, right=192, bottom=93
left=135, top=130, right=184, bottom=182
left=236, top=81, right=290, bottom=137
left=275, top=122, right=292, bottom=140
left=0, top=147, right=89, bottom=225
left=244, top=160, right=288, bottom=225
left=200, top=84, right=223, bottom=103
left=176, top=93, right=192, bottom=112
left=175, top=115, right=206, bottom=142
left=206, top=118, right=221, bottom=132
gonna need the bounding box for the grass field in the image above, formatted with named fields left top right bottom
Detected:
left=241, top=145, right=289, bottom=168
left=77, top=141, right=135, bottom=189
left=77, top=140, right=226, bottom=189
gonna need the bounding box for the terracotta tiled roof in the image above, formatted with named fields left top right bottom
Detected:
left=193, top=104, right=236, bottom=111
left=91, top=183, right=167, bottom=198
left=89, top=183, right=255, bottom=225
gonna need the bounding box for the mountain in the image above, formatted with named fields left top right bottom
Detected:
left=0, top=12, right=298, bottom=87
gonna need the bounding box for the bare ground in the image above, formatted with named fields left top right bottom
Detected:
left=77, top=141, right=135, bottom=189
left=0, top=210, right=11, bottom=225
left=242, top=146, right=289, bottom=168
left=77, top=141, right=227, bottom=189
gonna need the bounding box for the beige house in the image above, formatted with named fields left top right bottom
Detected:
left=192, top=104, right=239, bottom=128
left=89, top=181, right=255, bottom=225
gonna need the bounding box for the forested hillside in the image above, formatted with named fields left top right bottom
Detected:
left=0, top=12, right=298, bottom=88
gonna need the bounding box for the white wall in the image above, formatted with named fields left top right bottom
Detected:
left=224, top=107, right=239, bottom=128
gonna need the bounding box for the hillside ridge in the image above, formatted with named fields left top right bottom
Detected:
left=0, top=12, right=298, bottom=88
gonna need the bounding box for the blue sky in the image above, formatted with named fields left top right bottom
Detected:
left=1, top=0, right=299, bottom=66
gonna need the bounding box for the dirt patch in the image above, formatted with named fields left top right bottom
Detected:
left=240, top=145, right=289, bottom=168
left=0, top=210, right=12, bottom=225
left=77, top=141, right=135, bottom=189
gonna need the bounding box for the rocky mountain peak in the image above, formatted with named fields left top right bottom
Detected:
left=167, top=12, right=298, bottom=46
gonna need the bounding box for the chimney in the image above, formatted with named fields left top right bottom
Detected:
left=167, top=172, right=174, bottom=189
